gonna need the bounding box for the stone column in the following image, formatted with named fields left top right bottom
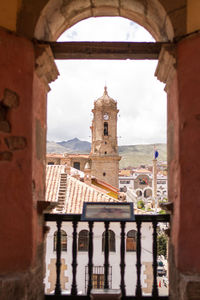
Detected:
left=156, top=36, right=200, bottom=300
left=0, top=28, right=59, bottom=300
left=152, top=158, right=157, bottom=207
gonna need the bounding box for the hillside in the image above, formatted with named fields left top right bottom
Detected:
left=118, top=143, right=167, bottom=168
left=58, top=138, right=91, bottom=153
left=47, top=138, right=167, bottom=168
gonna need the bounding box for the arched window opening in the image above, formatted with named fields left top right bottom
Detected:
left=53, top=230, right=67, bottom=251
left=102, top=230, right=115, bottom=252
left=136, top=190, right=142, bottom=197
left=144, top=189, right=152, bottom=198
left=73, top=161, right=80, bottom=170
left=104, top=122, right=108, bottom=136
left=126, top=230, right=137, bottom=252
left=78, top=230, right=89, bottom=251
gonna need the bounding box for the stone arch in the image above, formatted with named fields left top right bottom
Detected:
left=136, top=188, right=143, bottom=198
left=34, top=0, right=174, bottom=41
left=143, top=187, right=152, bottom=198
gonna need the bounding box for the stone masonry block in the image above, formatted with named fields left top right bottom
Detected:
left=0, top=121, right=11, bottom=133
left=0, top=151, right=13, bottom=161
left=5, top=136, right=27, bottom=151
left=0, top=103, right=7, bottom=121
left=92, top=7, right=119, bottom=17
left=92, top=0, right=119, bottom=7
left=61, top=0, right=90, bottom=18
left=3, top=88, right=19, bottom=108
left=120, top=0, right=147, bottom=16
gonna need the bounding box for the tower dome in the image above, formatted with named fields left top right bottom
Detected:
left=95, top=86, right=116, bottom=107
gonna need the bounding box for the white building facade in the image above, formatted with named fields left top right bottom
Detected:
left=45, top=221, right=154, bottom=296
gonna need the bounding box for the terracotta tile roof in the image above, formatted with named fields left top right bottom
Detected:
left=64, top=176, right=117, bottom=214
left=119, top=170, right=132, bottom=177
left=46, top=165, right=64, bottom=203
left=46, top=165, right=118, bottom=214
left=46, top=153, right=89, bottom=159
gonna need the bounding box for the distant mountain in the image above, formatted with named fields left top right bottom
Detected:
left=118, top=143, right=167, bottom=168
left=58, top=138, right=91, bottom=153
left=46, top=141, right=69, bottom=153
left=47, top=138, right=167, bottom=168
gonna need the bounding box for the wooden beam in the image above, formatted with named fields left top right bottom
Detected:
left=46, top=41, right=172, bottom=60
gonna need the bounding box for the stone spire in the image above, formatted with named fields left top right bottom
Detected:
left=104, top=85, right=108, bottom=95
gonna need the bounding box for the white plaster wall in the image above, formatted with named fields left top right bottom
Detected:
left=119, top=177, right=134, bottom=191
left=44, top=221, right=153, bottom=295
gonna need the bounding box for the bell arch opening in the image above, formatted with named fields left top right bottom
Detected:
left=44, top=15, right=169, bottom=296
left=34, top=0, right=174, bottom=42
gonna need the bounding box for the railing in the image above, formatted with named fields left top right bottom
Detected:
left=44, top=213, right=170, bottom=300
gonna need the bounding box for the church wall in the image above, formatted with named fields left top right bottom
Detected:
left=91, top=158, right=119, bottom=188
left=168, top=33, right=200, bottom=299
left=46, top=157, right=61, bottom=165
left=69, top=157, right=89, bottom=171
left=177, top=34, right=200, bottom=271
left=0, top=28, right=45, bottom=299
left=0, top=1, right=19, bottom=31
left=0, top=28, right=34, bottom=272
left=187, top=0, right=200, bottom=33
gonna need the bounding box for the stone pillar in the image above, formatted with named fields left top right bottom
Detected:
left=0, top=28, right=58, bottom=300
left=156, top=36, right=200, bottom=300
left=152, top=158, right=157, bottom=200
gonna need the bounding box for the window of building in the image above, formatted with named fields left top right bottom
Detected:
left=53, top=230, right=67, bottom=251
left=104, top=122, right=108, bottom=136
left=126, top=230, right=137, bottom=252
left=85, top=266, right=112, bottom=292
left=102, top=230, right=115, bottom=252
left=120, top=180, right=130, bottom=184
left=104, top=151, right=107, bottom=154
left=78, top=230, right=89, bottom=251
left=48, top=162, right=54, bottom=165
left=73, top=161, right=80, bottom=170
left=103, top=172, right=106, bottom=176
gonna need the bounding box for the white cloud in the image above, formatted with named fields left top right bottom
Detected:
left=47, top=17, right=166, bottom=145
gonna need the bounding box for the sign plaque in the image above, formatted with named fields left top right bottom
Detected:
left=81, top=202, right=135, bottom=221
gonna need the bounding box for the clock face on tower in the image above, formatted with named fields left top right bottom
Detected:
left=103, top=113, right=109, bottom=120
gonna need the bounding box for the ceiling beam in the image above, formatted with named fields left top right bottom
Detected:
left=44, top=41, right=172, bottom=60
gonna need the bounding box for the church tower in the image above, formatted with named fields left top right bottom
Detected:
left=90, top=86, right=121, bottom=188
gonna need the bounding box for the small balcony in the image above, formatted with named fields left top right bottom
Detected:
left=44, top=213, right=170, bottom=300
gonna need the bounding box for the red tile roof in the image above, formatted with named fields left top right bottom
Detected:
left=46, top=165, right=64, bottom=203
left=65, top=176, right=117, bottom=214
left=46, top=165, right=118, bottom=214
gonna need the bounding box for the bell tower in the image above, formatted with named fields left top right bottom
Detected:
left=90, top=86, right=121, bottom=188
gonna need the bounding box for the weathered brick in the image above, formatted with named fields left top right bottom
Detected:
left=5, top=136, right=27, bottom=151
left=0, top=151, right=13, bottom=161
left=186, top=281, right=200, bottom=300
left=0, top=103, right=7, bottom=121
left=0, top=120, right=11, bottom=133
left=3, top=88, right=19, bottom=108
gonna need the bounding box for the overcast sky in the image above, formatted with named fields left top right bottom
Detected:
left=47, top=17, right=166, bottom=146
